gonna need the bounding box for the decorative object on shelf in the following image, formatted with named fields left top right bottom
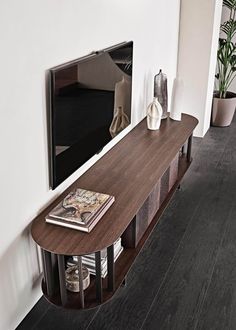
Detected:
left=45, top=188, right=115, bottom=232
left=213, top=0, right=236, bottom=127
left=170, top=77, right=184, bottom=121
left=146, top=97, right=163, bottom=130
left=109, top=105, right=130, bottom=138
left=65, top=265, right=90, bottom=292
left=154, top=69, right=168, bottom=119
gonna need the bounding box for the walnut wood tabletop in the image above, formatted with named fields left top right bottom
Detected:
left=31, top=114, right=198, bottom=256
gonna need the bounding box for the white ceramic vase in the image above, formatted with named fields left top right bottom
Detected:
left=147, top=97, right=163, bottom=130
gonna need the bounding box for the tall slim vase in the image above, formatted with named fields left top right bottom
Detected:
left=154, top=70, right=168, bottom=119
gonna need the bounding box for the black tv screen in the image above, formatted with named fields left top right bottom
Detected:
left=48, top=41, right=133, bottom=189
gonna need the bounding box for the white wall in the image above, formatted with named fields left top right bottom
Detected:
left=177, top=0, right=223, bottom=137
left=0, top=1, right=181, bottom=329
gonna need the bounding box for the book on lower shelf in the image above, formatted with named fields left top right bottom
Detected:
left=45, top=188, right=115, bottom=232
left=67, top=238, right=123, bottom=278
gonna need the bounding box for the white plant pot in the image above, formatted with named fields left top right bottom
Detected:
left=212, top=92, right=236, bottom=127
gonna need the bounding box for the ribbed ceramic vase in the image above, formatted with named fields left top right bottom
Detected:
left=147, top=97, right=163, bottom=130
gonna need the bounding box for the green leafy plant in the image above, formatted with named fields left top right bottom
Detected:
left=216, top=0, right=236, bottom=98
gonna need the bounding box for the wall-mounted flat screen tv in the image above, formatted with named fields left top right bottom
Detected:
left=48, top=41, right=133, bottom=189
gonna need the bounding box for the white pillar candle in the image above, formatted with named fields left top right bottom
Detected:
left=170, top=77, right=184, bottom=121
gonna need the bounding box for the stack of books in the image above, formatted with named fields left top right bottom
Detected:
left=45, top=188, right=115, bottom=233
left=67, top=238, right=123, bottom=278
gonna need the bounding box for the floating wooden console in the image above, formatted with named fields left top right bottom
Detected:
left=31, top=114, right=198, bottom=310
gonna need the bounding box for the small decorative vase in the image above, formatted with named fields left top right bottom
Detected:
left=147, top=97, right=163, bottom=130
left=154, top=69, right=168, bottom=119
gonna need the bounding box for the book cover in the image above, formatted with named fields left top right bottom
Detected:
left=48, top=188, right=114, bottom=225
left=46, top=188, right=115, bottom=233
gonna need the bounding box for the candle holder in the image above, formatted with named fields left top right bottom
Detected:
left=65, top=265, right=90, bottom=292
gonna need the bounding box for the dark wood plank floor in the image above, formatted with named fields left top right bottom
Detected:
left=17, top=115, right=236, bottom=330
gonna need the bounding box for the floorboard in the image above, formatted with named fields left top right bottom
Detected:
left=32, top=303, right=99, bottom=330
left=140, top=119, right=236, bottom=330
left=195, top=204, right=236, bottom=330
left=141, top=173, right=235, bottom=330
left=195, top=121, right=236, bottom=330
left=16, top=297, right=50, bottom=330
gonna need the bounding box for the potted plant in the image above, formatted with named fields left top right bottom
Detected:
left=213, top=0, right=236, bottom=126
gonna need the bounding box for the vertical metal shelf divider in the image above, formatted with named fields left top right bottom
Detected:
left=107, top=244, right=115, bottom=292
left=95, top=251, right=103, bottom=303
left=41, top=249, right=54, bottom=297
left=57, top=254, right=67, bottom=306
left=77, top=256, right=85, bottom=308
